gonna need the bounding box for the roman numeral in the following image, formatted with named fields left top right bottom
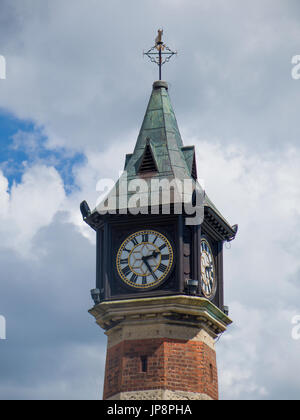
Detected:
left=131, top=237, right=139, bottom=246
left=159, top=244, right=167, bottom=251
left=152, top=236, right=158, bottom=244
left=120, top=258, right=128, bottom=264
left=161, top=255, right=169, bottom=261
left=142, top=233, right=149, bottom=242
left=157, top=263, right=167, bottom=273
left=130, top=274, right=138, bottom=283
left=122, top=266, right=131, bottom=276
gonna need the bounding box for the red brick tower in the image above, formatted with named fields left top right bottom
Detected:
left=89, top=296, right=231, bottom=400
left=82, top=32, right=237, bottom=401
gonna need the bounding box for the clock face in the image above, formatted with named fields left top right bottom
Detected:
left=200, top=239, right=216, bottom=299
left=116, top=229, right=174, bottom=289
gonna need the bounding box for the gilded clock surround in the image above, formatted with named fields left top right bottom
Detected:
left=116, top=229, right=174, bottom=289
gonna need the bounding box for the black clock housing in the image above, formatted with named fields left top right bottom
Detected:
left=85, top=208, right=227, bottom=310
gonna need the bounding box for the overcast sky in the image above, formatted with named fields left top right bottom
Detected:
left=0, top=0, right=300, bottom=400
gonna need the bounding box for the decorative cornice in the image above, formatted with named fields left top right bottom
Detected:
left=204, top=206, right=236, bottom=241
left=89, top=295, right=232, bottom=338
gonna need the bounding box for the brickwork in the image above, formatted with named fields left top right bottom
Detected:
left=103, top=337, right=218, bottom=400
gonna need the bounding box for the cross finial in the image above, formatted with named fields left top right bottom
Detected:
left=144, top=29, right=177, bottom=81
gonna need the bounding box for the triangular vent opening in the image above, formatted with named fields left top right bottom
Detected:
left=139, top=145, right=158, bottom=174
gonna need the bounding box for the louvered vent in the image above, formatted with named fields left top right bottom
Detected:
left=191, top=154, right=197, bottom=180
left=139, top=145, right=157, bottom=173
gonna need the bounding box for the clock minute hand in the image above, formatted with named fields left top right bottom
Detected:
left=142, top=257, right=157, bottom=280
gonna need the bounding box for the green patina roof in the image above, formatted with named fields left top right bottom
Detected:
left=94, top=80, right=197, bottom=212
left=124, top=80, right=191, bottom=181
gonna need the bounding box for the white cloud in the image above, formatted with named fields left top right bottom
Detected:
left=0, top=171, right=10, bottom=217
left=0, top=165, right=66, bottom=256
left=64, top=131, right=136, bottom=240
left=11, top=130, right=41, bottom=154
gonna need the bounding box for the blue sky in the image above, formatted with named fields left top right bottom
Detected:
left=0, top=0, right=300, bottom=400
left=0, top=111, right=85, bottom=192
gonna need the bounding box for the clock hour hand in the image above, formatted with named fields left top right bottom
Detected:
left=144, top=251, right=160, bottom=260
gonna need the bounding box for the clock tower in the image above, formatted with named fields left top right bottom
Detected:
left=81, top=34, right=237, bottom=401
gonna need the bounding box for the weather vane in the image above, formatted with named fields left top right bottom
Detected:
left=143, top=29, right=177, bottom=81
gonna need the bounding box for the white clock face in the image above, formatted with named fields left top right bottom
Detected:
left=200, top=239, right=216, bottom=299
left=116, top=230, right=174, bottom=289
